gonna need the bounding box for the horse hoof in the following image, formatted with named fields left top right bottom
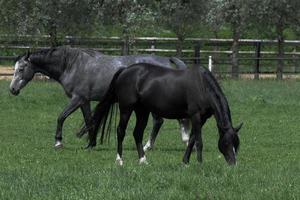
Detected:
left=139, top=156, right=148, bottom=165
left=54, top=141, right=63, bottom=149
left=84, top=143, right=96, bottom=150
left=182, top=159, right=189, bottom=165
left=116, top=154, right=124, bottom=166
left=116, top=158, right=124, bottom=166
left=143, top=141, right=152, bottom=151
left=76, top=129, right=87, bottom=138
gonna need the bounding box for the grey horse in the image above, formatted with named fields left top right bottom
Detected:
left=9, top=47, right=190, bottom=149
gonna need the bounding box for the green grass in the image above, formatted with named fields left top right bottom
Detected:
left=0, top=80, right=299, bottom=199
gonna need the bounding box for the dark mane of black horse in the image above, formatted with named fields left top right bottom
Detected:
left=201, top=68, right=232, bottom=130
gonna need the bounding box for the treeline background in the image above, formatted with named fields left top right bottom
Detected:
left=1, top=0, right=300, bottom=78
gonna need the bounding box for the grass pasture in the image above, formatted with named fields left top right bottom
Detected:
left=0, top=80, right=299, bottom=199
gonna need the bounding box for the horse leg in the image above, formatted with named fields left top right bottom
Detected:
left=54, top=95, right=83, bottom=148
left=178, top=118, right=190, bottom=146
left=116, top=108, right=132, bottom=166
left=182, top=113, right=203, bottom=164
left=182, top=134, right=196, bottom=164
left=143, top=113, right=163, bottom=151
left=133, top=108, right=150, bottom=164
left=79, top=102, right=98, bottom=149
left=76, top=102, right=92, bottom=138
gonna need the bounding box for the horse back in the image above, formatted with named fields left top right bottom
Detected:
left=115, top=64, right=190, bottom=118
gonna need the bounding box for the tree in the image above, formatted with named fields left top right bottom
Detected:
left=97, top=0, right=156, bottom=55
left=158, top=0, right=209, bottom=57
left=35, top=0, right=95, bottom=46
left=0, top=0, right=37, bottom=34
left=0, top=0, right=95, bottom=46
left=216, top=0, right=257, bottom=78
left=258, top=0, right=300, bottom=79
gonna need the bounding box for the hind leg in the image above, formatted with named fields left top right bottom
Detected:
left=116, top=108, right=132, bottom=166
left=143, top=113, right=163, bottom=151
left=79, top=102, right=98, bottom=149
left=76, top=102, right=92, bottom=138
left=133, top=108, right=150, bottom=164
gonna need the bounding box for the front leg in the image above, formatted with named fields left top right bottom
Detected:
left=54, top=95, right=84, bottom=148
left=182, top=113, right=203, bottom=164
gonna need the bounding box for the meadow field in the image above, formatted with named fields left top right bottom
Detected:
left=0, top=80, right=299, bottom=199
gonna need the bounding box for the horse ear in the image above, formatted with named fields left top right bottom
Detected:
left=234, top=122, right=243, bottom=133
left=25, top=51, right=30, bottom=61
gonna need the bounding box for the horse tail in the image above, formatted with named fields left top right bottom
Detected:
left=89, top=68, right=126, bottom=144
left=170, top=57, right=187, bottom=69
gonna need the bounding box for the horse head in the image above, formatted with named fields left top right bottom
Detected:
left=10, top=51, right=35, bottom=95
left=218, top=123, right=243, bottom=165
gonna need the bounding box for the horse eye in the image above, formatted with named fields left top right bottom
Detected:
left=19, top=68, right=24, bottom=72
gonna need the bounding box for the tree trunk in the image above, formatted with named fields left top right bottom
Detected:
left=212, top=31, right=220, bottom=74
left=49, top=22, right=58, bottom=47
left=276, top=25, right=284, bottom=80
left=122, top=36, right=130, bottom=55
left=231, top=28, right=240, bottom=79
left=176, top=36, right=184, bottom=58
left=121, top=28, right=130, bottom=55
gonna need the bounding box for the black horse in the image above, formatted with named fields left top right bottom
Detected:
left=89, top=63, right=242, bottom=165
left=9, top=47, right=190, bottom=148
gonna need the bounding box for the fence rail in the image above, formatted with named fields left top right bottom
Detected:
left=1, top=35, right=300, bottom=79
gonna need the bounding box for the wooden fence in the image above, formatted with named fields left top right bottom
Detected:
left=1, top=35, right=300, bottom=79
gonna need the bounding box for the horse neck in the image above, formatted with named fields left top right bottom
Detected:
left=211, top=95, right=233, bottom=134
left=31, top=52, right=66, bottom=81
left=204, top=73, right=233, bottom=133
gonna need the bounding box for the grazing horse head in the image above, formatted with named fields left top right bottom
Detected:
left=218, top=123, right=243, bottom=165
left=10, top=52, right=35, bottom=95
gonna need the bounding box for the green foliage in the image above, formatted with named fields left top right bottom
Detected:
left=0, top=80, right=299, bottom=199
left=158, top=0, right=208, bottom=39
left=1, top=0, right=300, bottom=40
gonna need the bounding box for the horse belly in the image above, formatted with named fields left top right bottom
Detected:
left=140, top=94, right=188, bottom=119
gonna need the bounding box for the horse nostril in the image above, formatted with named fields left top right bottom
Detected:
left=10, top=87, right=19, bottom=95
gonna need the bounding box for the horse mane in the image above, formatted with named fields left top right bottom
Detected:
left=81, top=48, right=103, bottom=57
left=28, top=47, right=64, bottom=64
left=200, top=67, right=232, bottom=130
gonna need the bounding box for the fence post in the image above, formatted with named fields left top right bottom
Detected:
left=194, top=43, right=201, bottom=65
left=254, top=42, right=261, bottom=80
left=150, top=40, right=156, bottom=55
left=208, top=56, right=213, bottom=72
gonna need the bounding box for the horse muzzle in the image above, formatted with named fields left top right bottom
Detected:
left=10, top=87, right=20, bottom=95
